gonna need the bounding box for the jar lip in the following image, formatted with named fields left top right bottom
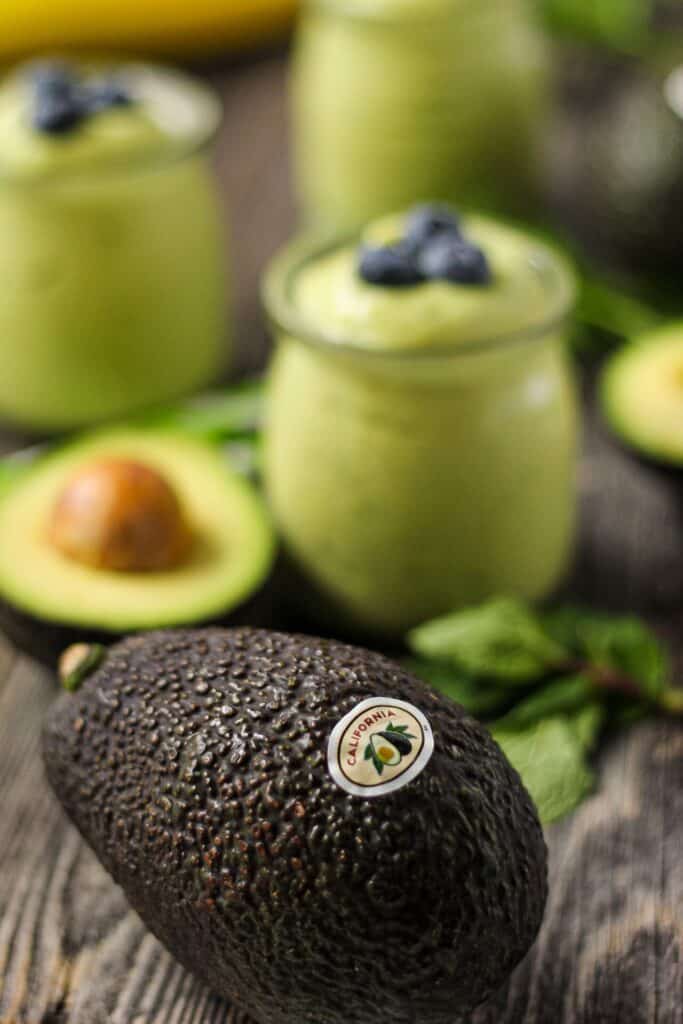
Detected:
left=0, top=60, right=222, bottom=189
left=306, top=0, right=476, bottom=25
left=262, top=223, right=577, bottom=363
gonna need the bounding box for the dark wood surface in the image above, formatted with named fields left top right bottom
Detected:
left=1, top=57, right=682, bottom=1024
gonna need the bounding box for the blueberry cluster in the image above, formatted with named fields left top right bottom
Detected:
left=30, top=62, right=133, bottom=135
left=358, top=204, right=492, bottom=288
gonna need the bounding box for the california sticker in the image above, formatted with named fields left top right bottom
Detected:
left=327, top=697, right=434, bottom=798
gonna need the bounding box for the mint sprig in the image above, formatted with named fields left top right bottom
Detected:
left=407, top=597, right=682, bottom=824
left=409, top=598, right=569, bottom=684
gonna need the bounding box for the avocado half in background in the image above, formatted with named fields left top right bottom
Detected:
left=600, top=324, right=683, bottom=466
left=0, top=428, right=275, bottom=666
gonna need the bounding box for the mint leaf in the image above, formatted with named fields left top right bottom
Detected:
left=409, top=598, right=568, bottom=684
left=541, top=0, right=652, bottom=51
left=568, top=703, right=605, bottom=751
left=492, top=709, right=602, bottom=824
left=403, top=658, right=511, bottom=716
left=142, top=381, right=264, bottom=441
left=543, top=607, right=668, bottom=701
left=492, top=674, right=593, bottom=731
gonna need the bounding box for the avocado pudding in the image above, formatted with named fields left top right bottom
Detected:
left=0, top=60, right=227, bottom=432
left=292, top=0, right=548, bottom=228
left=264, top=206, right=578, bottom=635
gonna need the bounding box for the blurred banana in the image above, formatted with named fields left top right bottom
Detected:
left=0, top=0, right=298, bottom=59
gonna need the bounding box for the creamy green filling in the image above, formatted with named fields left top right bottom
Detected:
left=294, top=213, right=568, bottom=350
left=0, top=62, right=217, bottom=180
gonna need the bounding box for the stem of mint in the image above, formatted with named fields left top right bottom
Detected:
left=560, top=657, right=683, bottom=716
left=658, top=688, right=683, bottom=716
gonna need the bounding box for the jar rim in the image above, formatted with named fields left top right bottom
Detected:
left=262, top=221, right=577, bottom=363
left=0, top=60, right=222, bottom=189
left=305, top=0, right=487, bottom=25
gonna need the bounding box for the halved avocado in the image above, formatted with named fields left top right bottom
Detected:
left=378, top=729, right=412, bottom=756
left=600, top=324, right=683, bottom=466
left=370, top=733, right=401, bottom=766
left=0, top=428, right=276, bottom=665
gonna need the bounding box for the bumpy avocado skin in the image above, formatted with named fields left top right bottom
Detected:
left=43, top=629, right=547, bottom=1024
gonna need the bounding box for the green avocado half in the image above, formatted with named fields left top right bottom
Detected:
left=0, top=428, right=276, bottom=663
left=600, top=324, right=683, bottom=466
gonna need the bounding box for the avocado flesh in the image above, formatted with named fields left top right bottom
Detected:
left=601, top=325, right=683, bottom=466
left=43, top=628, right=548, bottom=1024
left=0, top=430, right=275, bottom=635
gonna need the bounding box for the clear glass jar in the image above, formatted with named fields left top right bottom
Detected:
left=263, top=230, right=579, bottom=636
left=291, top=0, right=550, bottom=229
left=0, top=62, right=228, bottom=433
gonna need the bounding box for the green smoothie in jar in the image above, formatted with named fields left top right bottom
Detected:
left=263, top=206, right=578, bottom=636
left=292, top=0, right=549, bottom=229
left=0, top=60, right=227, bottom=432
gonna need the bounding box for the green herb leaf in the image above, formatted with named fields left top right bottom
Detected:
left=568, top=703, right=605, bottom=752
left=492, top=674, right=593, bottom=731
left=409, top=597, right=678, bottom=825
left=143, top=381, right=264, bottom=441
left=364, top=745, right=373, bottom=761
left=403, top=658, right=511, bottom=716
left=408, top=598, right=568, bottom=684
left=492, top=708, right=603, bottom=825
left=543, top=607, right=668, bottom=701
left=541, top=0, right=652, bottom=51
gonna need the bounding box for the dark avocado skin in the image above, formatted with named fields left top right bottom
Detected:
left=0, top=578, right=279, bottom=670
left=43, top=628, right=548, bottom=1024
left=0, top=599, right=115, bottom=669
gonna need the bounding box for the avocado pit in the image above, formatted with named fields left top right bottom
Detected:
left=48, top=458, right=193, bottom=572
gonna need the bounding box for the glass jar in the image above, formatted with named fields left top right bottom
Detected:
left=0, top=62, right=228, bottom=433
left=291, top=0, right=550, bottom=230
left=263, top=230, right=578, bottom=636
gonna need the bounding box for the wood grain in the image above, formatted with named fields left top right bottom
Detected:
left=0, top=57, right=682, bottom=1024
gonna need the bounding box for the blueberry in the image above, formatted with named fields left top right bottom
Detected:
left=419, top=235, right=492, bottom=286
left=358, top=242, right=424, bottom=287
left=404, top=204, right=462, bottom=252
left=33, top=93, right=85, bottom=134
left=29, top=61, right=76, bottom=99
left=85, top=78, right=133, bottom=113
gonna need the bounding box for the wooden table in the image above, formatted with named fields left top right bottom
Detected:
left=1, top=56, right=682, bottom=1024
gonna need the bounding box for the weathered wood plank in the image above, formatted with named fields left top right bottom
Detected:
left=0, top=56, right=682, bottom=1024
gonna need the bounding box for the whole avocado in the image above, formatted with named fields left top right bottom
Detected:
left=43, top=628, right=547, bottom=1024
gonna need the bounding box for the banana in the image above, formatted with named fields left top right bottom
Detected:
left=0, top=0, right=298, bottom=59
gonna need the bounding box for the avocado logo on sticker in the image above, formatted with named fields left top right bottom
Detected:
left=328, top=697, right=434, bottom=798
